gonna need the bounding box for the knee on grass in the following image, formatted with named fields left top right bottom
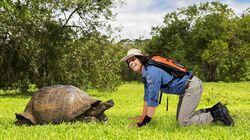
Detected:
left=177, top=118, right=190, bottom=126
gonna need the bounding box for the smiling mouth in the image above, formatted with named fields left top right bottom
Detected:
left=131, top=64, right=136, bottom=69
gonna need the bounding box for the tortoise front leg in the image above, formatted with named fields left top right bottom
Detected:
left=75, top=115, right=99, bottom=123
left=83, top=116, right=99, bottom=123
left=97, top=113, right=108, bottom=122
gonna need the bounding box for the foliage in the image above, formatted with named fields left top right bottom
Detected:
left=0, top=0, right=122, bottom=91
left=147, top=2, right=250, bottom=81
left=0, top=82, right=249, bottom=139
left=61, top=34, right=124, bottom=91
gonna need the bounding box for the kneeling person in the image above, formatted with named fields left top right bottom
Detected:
left=121, top=48, right=234, bottom=127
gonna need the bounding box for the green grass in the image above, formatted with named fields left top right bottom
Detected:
left=0, top=82, right=249, bottom=140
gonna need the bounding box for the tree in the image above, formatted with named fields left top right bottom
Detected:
left=0, top=0, right=121, bottom=91
left=221, top=9, right=250, bottom=81
left=147, top=2, right=249, bottom=81
left=61, top=34, right=124, bottom=90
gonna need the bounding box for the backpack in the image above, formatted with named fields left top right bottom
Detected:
left=147, top=56, right=188, bottom=78
left=147, top=55, right=189, bottom=111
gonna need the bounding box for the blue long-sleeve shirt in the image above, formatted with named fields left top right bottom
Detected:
left=142, top=65, right=192, bottom=107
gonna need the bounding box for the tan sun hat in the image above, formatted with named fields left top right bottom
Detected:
left=121, top=48, right=146, bottom=62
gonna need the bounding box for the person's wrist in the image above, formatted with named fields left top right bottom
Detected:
left=137, top=115, right=152, bottom=127
left=137, top=122, right=143, bottom=127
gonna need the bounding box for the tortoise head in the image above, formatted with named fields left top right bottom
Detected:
left=102, top=99, right=114, bottom=109
left=84, top=99, right=114, bottom=116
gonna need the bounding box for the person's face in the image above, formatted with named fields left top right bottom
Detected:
left=127, top=56, right=143, bottom=73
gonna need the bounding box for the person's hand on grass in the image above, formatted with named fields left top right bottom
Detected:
left=128, top=116, right=142, bottom=121
left=128, top=116, right=142, bottom=128
left=128, top=123, right=138, bottom=128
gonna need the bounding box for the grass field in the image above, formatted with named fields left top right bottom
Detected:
left=0, top=82, right=249, bottom=140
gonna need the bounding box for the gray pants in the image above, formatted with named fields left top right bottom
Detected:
left=176, top=76, right=213, bottom=126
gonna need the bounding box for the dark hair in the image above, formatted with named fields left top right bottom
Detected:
left=135, top=55, right=149, bottom=66
left=126, top=55, right=149, bottom=70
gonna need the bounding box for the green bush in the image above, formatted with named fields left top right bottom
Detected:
left=60, top=35, right=124, bottom=91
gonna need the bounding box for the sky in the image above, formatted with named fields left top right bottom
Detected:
left=110, top=0, right=250, bottom=40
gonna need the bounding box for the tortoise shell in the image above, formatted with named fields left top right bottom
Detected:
left=15, top=85, right=98, bottom=125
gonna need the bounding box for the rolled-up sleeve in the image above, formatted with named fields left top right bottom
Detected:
left=145, top=70, right=161, bottom=107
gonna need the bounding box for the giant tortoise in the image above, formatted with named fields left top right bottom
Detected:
left=15, top=85, right=114, bottom=125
